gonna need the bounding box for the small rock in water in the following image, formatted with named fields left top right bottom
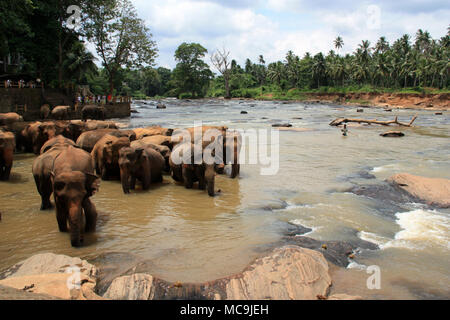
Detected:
left=385, top=108, right=393, bottom=112
left=241, top=111, right=248, bottom=114
left=156, top=103, right=166, bottom=109
left=357, top=109, right=364, bottom=113
left=321, top=244, right=328, bottom=250
left=435, top=112, right=443, bottom=115
left=380, top=131, right=405, bottom=137
left=272, top=123, right=293, bottom=128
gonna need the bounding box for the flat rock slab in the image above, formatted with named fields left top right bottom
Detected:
left=387, top=173, right=450, bottom=208
left=0, top=284, right=61, bottom=300
left=102, top=246, right=332, bottom=300
left=0, top=253, right=101, bottom=300
left=225, top=246, right=331, bottom=300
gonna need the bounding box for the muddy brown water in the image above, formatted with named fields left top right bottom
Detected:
left=1, top=99, right=449, bottom=299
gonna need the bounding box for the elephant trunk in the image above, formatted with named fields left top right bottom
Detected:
left=68, top=200, right=83, bottom=247
left=120, top=166, right=131, bottom=194
left=205, top=165, right=215, bottom=197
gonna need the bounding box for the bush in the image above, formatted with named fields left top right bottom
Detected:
left=179, top=92, right=193, bottom=99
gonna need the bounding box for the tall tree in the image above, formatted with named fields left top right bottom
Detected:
left=173, top=42, right=212, bottom=98
left=84, top=0, right=158, bottom=95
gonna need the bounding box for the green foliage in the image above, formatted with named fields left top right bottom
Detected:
left=172, top=42, right=213, bottom=97
left=179, top=92, right=193, bottom=99
left=84, top=0, right=158, bottom=94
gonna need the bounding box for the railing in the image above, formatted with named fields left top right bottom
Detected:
left=1, top=80, right=44, bottom=88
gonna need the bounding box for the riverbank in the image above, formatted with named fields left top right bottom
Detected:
left=230, top=92, right=449, bottom=111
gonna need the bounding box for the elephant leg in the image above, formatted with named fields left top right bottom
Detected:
left=231, top=164, right=240, bottom=179
left=4, top=166, right=12, bottom=180
left=55, top=203, right=68, bottom=232
left=198, top=175, right=206, bottom=190
left=35, top=175, right=53, bottom=210
left=83, top=198, right=97, bottom=233
left=130, top=175, right=137, bottom=190
left=101, top=167, right=109, bottom=181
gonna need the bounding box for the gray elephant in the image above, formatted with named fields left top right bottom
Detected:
left=0, top=130, right=15, bottom=181
left=51, top=106, right=71, bottom=120
left=170, top=142, right=216, bottom=197
left=118, top=145, right=165, bottom=194
left=82, top=105, right=106, bottom=121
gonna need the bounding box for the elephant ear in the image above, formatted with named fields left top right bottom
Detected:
left=85, top=173, right=100, bottom=196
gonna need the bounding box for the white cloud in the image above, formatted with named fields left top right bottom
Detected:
left=124, top=0, right=450, bottom=68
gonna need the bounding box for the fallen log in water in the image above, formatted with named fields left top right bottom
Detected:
left=330, top=114, right=418, bottom=127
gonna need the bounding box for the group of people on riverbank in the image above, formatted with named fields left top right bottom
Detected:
left=2, top=78, right=42, bottom=89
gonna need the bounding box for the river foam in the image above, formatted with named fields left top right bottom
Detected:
left=359, top=209, right=450, bottom=251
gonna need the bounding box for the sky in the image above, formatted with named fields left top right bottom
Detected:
left=129, top=0, right=449, bottom=69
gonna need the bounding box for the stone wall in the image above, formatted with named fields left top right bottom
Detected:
left=0, top=88, right=43, bottom=114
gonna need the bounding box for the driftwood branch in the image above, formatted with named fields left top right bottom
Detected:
left=330, top=114, right=418, bottom=127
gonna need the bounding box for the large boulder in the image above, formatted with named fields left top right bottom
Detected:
left=387, top=173, right=450, bottom=208
left=0, top=253, right=102, bottom=300
left=104, top=274, right=155, bottom=300
left=102, top=246, right=333, bottom=300
left=224, top=246, right=331, bottom=300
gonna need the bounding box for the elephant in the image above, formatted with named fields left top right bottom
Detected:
left=40, top=105, right=51, bottom=120
left=2, top=121, right=28, bottom=152
left=139, top=135, right=173, bottom=150
left=170, top=142, right=216, bottom=197
left=172, top=126, right=227, bottom=149
left=133, top=126, right=173, bottom=140
left=82, top=105, right=106, bottom=121
left=0, top=113, right=23, bottom=126
left=21, top=121, right=61, bottom=154
left=83, top=120, right=118, bottom=131
left=40, top=135, right=76, bottom=154
left=118, top=145, right=165, bottom=194
left=0, top=130, right=15, bottom=181
left=32, top=140, right=74, bottom=210
left=77, top=129, right=127, bottom=153
left=51, top=146, right=99, bottom=247
left=91, top=134, right=130, bottom=180
left=51, top=106, right=71, bottom=120
left=221, top=130, right=242, bottom=178
left=131, top=140, right=171, bottom=172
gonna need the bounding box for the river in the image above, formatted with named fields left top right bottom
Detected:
left=0, top=99, right=449, bottom=299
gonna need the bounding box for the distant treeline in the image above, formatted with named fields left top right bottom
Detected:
left=1, top=1, right=448, bottom=99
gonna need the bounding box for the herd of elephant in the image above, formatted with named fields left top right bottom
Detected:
left=0, top=112, right=242, bottom=247
left=40, top=104, right=107, bottom=121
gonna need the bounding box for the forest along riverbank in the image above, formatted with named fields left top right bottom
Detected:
left=227, top=92, right=449, bottom=111
left=0, top=99, right=449, bottom=300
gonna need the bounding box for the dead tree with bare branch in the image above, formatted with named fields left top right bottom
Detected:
left=211, top=48, right=231, bottom=99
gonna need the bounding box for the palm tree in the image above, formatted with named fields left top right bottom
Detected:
left=312, top=53, right=326, bottom=88
left=63, top=42, right=97, bottom=85
left=334, top=36, right=344, bottom=51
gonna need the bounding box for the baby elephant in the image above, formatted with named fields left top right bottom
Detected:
left=91, top=134, right=130, bottom=180
left=118, top=146, right=165, bottom=194
left=51, top=146, right=100, bottom=247
left=170, top=142, right=216, bottom=197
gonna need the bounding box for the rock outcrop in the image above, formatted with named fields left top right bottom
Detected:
left=100, top=246, right=332, bottom=300
left=0, top=253, right=103, bottom=300
left=224, top=246, right=331, bottom=300
left=387, top=173, right=450, bottom=208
